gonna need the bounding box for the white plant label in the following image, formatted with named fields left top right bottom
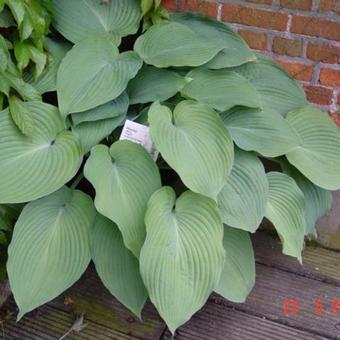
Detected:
left=120, top=120, right=159, bottom=161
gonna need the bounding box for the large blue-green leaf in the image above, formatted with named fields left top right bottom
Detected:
left=265, top=172, right=306, bottom=262
left=232, top=54, right=307, bottom=116
left=73, top=115, right=126, bottom=153
left=148, top=101, right=234, bottom=199
left=286, top=106, right=340, bottom=190
left=57, top=34, right=142, bottom=116
left=215, top=226, right=255, bottom=303
left=182, top=68, right=260, bottom=111
left=281, top=161, right=332, bottom=236
left=134, top=21, right=222, bottom=68
left=140, top=187, right=225, bottom=334
left=84, top=141, right=161, bottom=257
left=7, top=187, right=95, bottom=319
left=217, top=149, right=268, bottom=232
left=72, top=92, right=129, bottom=126
left=221, top=107, right=301, bottom=157
left=52, top=0, right=142, bottom=43
left=91, top=214, right=147, bottom=318
left=172, top=12, right=255, bottom=68
left=127, top=66, right=186, bottom=104
left=0, top=103, right=82, bottom=204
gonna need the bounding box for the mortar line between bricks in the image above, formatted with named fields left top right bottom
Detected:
left=227, top=23, right=340, bottom=45
left=219, top=0, right=340, bottom=20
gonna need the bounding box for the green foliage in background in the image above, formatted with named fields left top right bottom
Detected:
left=1, top=0, right=339, bottom=334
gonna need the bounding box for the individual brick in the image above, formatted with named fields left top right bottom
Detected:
left=320, top=68, right=340, bottom=87
left=303, top=85, right=334, bottom=105
left=275, top=59, right=314, bottom=81
left=280, top=0, right=313, bottom=11
left=291, top=16, right=340, bottom=42
left=318, top=0, right=340, bottom=15
left=272, top=37, right=302, bottom=57
left=238, top=29, right=268, bottom=50
left=161, top=0, right=177, bottom=12
left=179, top=0, right=217, bottom=17
left=306, top=43, right=340, bottom=64
left=222, top=3, right=289, bottom=31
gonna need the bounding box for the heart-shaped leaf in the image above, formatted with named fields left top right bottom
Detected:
left=0, top=103, right=82, bottom=204
left=215, top=226, right=255, bottom=303
left=52, top=0, right=142, bottom=43
left=140, top=187, right=225, bottom=333
left=148, top=101, right=234, bottom=199
left=281, top=161, right=332, bottom=236
left=221, top=107, right=301, bottom=157
left=172, top=12, right=255, bottom=68
left=7, top=187, right=95, bottom=319
left=57, top=34, right=142, bottom=116
left=265, top=172, right=306, bottom=262
left=91, top=214, right=147, bottom=318
left=127, top=66, right=186, bottom=104
left=232, top=54, right=307, bottom=116
left=84, top=141, right=161, bottom=257
left=134, top=21, right=222, bottom=68
left=217, top=149, right=268, bottom=232
left=286, top=106, right=340, bottom=190
left=182, top=68, right=260, bottom=111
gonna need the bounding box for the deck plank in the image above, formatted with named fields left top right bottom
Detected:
left=252, top=231, right=340, bottom=284
left=162, top=302, right=329, bottom=340
left=48, top=268, right=166, bottom=340
left=2, top=301, right=139, bottom=339
left=211, top=263, right=340, bottom=339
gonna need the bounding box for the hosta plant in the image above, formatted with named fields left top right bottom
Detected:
left=1, top=0, right=340, bottom=334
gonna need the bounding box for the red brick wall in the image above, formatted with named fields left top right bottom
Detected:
left=162, top=0, right=340, bottom=125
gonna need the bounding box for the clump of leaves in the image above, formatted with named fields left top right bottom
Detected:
left=0, top=0, right=52, bottom=136
left=1, top=0, right=339, bottom=334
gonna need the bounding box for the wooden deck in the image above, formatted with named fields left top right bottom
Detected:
left=1, top=231, right=339, bottom=339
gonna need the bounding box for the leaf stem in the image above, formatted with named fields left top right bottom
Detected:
left=70, top=172, right=84, bottom=190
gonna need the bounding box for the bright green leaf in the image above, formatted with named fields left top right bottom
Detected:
left=148, top=101, right=234, bottom=199
left=134, top=21, right=222, bottom=68
left=24, top=38, right=72, bottom=94
left=217, top=149, right=268, bottom=232
left=286, top=106, right=340, bottom=190
left=84, top=141, right=161, bottom=257
left=172, top=12, right=255, bottom=68
left=57, top=34, right=142, bottom=116
left=7, top=186, right=95, bottom=319
left=182, top=68, right=260, bottom=111
left=127, top=66, right=186, bottom=104
left=8, top=96, right=34, bottom=137
left=0, top=103, right=82, bottom=203
left=221, top=107, right=301, bottom=157
left=91, top=214, right=147, bottom=317
left=281, top=161, right=332, bottom=236
left=265, top=172, right=306, bottom=262
left=140, top=187, right=225, bottom=334
left=215, top=226, right=255, bottom=303
left=52, top=0, right=141, bottom=43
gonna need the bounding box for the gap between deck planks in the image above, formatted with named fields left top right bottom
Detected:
left=1, top=231, right=339, bottom=340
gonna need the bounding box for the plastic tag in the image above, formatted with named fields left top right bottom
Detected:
left=119, top=120, right=158, bottom=161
